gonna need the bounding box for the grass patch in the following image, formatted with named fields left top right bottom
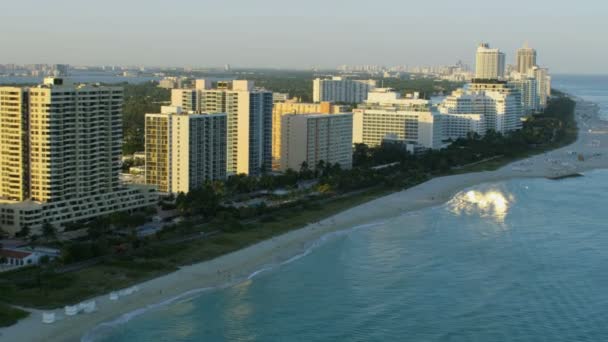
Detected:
left=0, top=303, right=29, bottom=327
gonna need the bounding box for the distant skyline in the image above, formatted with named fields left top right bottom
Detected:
left=1, top=0, right=607, bottom=73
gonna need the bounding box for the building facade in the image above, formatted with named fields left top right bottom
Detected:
left=280, top=113, right=353, bottom=171
left=353, top=90, right=443, bottom=149
left=475, top=43, right=506, bottom=80
left=145, top=108, right=227, bottom=194
left=510, top=78, right=540, bottom=114
left=516, top=43, right=537, bottom=74
left=529, top=67, right=551, bottom=109
left=0, top=78, right=157, bottom=235
left=313, top=77, right=376, bottom=103
left=439, top=82, right=523, bottom=136
left=171, top=80, right=273, bottom=176
left=0, top=87, right=28, bottom=202
left=271, top=100, right=348, bottom=170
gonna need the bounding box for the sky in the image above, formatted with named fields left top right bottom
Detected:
left=1, top=0, right=607, bottom=73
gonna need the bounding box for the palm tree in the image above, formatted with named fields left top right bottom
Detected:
left=16, top=225, right=30, bottom=238
left=41, top=222, right=57, bottom=241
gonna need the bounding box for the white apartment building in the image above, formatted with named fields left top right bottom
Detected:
left=145, top=108, right=227, bottom=194
left=171, top=80, right=273, bottom=176
left=280, top=113, right=353, bottom=171
left=313, top=77, right=376, bottom=103
left=0, top=78, right=157, bottom=235
left=439, top=82, right=523, bottom=136
left=510, top=78, right=540, bottom=114
left=475, top=43, right=506, bottom=80
left=353, top=89, right=443, bottom=149
left=441, top=113, right=485, bottom=140
left=529, top=67, right=551, bottom=108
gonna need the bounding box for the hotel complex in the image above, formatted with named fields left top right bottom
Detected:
left=0, top=78, right=156, bottom=235
left=145, top=106, right=227, bottom=194
left=280, top=113, right=353, bottom=171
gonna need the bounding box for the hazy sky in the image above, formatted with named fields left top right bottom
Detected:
left=1, top=0, right=606, bottom=73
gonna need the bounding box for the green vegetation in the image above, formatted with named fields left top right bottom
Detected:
left=244, top=70, right=462, bottom=102
left=122, top=82, right=170, bottom=154
left=0, top=92, right=576, bottom=316
left=0, top=303, right=29, bottom=327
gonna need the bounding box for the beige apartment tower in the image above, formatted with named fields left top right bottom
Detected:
left=0, top=87, right=28, bottom=202
left=475, top=43, right=506, bottom=80
left=271, top=100, right=348, bottom=170
left=0, top=78, right=157, bottom=235
left=280, top=113, right=353, bottom=171
left=516, top=43, right=537, bottom=74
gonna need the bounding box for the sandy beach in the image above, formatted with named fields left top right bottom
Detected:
left=2, top=98, right=607, bottom=342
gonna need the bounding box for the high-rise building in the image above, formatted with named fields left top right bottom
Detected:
left=516, top=43, right=537, bottom=74
left=271, top=100, right=348, bottom=170
left=170, top=88, right=198, bottom=112
left=0, top=87, right=28, bottom=202
left=0, top=78, right=157, bottom=235
left=439, top=82, right=523, bottom=135
left=353, top=89, right=443, bottom=149
left=475, top=43, right=506, bottom=80
left=171, top=80, right=273, bottom=176
left=313, top=77, right=376, bottom=103
left=529, top=67, right=551, bottom=109
left=145, top=107, right=227, bottom=194
left=510, top=78, right=540, bottom=114
left=280, top=113, right=353, bottom=171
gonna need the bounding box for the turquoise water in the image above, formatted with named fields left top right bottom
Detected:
left=89, top=170, right=608, bottom=342
left=87, top=75, right=608, bottom=341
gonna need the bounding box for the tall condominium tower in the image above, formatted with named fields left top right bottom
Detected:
left=313, top=77, right=376, bottom=103
left=475, top=43, right=506, bottom=80
left=529, top=66, right=551, bottom=109
left=516, top=43, right=537, bottom=74
left=171, top=80, right=273, bottom=176
left=0, top=87, right=28, bottom=202
left=145, top=107, right=227, bottom=194
left=0, top=78, right=156, bottom=235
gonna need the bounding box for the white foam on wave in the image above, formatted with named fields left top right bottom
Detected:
left=82, top=219, right=388, bottom=341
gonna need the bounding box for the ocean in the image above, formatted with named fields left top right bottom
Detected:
left=88, top=75, right=608, bottom=342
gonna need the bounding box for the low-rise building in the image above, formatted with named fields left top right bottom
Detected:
left=313, top=77, right=376, bottom=103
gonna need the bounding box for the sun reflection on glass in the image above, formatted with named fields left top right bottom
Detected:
left=449, top=188, right=513, bottom=223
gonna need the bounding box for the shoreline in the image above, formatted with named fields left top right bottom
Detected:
left=2, top=97, right=608, bottom=342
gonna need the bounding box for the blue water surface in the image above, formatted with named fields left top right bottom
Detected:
left=90, top=170, right=608, bottom=342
